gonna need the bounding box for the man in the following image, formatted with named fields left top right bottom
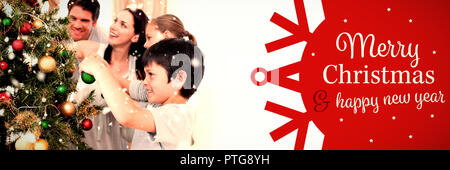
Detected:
left=48, top=0, right=108, bottom=81
left=49, top=0, right=107, bottom=43
left=67, top=0, right=107, bottom=43
left=64, top=0, right=107, bottom=84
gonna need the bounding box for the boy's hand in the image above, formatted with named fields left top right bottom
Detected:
left=79, top=53, right=109, bottom=77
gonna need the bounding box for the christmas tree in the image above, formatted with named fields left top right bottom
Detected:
left=0, top=0, right=100, bottom=150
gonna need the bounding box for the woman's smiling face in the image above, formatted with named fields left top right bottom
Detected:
left=108, top=10, right=137, bottom=46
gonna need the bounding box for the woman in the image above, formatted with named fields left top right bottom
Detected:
left=73, top=8, right=148, bottom=150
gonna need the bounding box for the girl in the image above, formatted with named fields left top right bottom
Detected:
left=73, top=8, right=148, bottom=150
left=79, top=39, right=205, bottom=149
left=144, top=14, right=197, bottom=48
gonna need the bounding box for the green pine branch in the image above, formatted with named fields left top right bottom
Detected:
left=1, top=0, right=101, bottom=150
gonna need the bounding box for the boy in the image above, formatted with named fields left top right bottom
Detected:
left=79, top=39, right=204, bottom=149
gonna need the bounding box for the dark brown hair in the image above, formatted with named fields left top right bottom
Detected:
left=142, top=39, right=204, bottom=99
left=67, top=0, right=100, bottom=21
left=150, top=14, right=197, bottom=45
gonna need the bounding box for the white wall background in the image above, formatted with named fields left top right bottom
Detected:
left=167, top=0, right=315, bottom=149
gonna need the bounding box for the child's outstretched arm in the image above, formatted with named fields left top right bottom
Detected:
left=70, top=40, right=100, bottom=60
left=79, top=55, right=156, bottom=133
left=106, top=65, right=148, bottom=101
left=73, top=42, right=148, bottom=101
left=115, top=76, right=132, bottom=93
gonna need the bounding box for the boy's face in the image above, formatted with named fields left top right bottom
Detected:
left=68, top=5, right=96, bottom=41
left=143, top=62, right=177, bottom=104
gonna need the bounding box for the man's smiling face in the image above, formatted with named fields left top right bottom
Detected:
left=68, top=5, right=96, bottom=41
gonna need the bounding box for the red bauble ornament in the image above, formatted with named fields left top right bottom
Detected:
left=81, top=118, right=93, bottom=130
left=20, top=23, right=32, bottom=35
left=0, top=92, right=11, bottom=101
left=23, top=0, right=39, bottom=7
left=12, top=40, right=24, bottom=51
left=0, top=61, right=7, bottom=70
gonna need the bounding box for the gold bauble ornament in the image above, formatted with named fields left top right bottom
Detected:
left=14, top=132, right=36, bottom=150
left=34, top=139, right=49, bottom=150
left=61, top=101, right=76, bottom=117
left=0, top=3, right=3, bottom=11
left=32, top=19, right=44, bottom=29
left=38, top=56, right=56, bottom=73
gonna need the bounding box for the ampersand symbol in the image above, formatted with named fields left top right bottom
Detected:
left=313, top=90, right=329, bottom=112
